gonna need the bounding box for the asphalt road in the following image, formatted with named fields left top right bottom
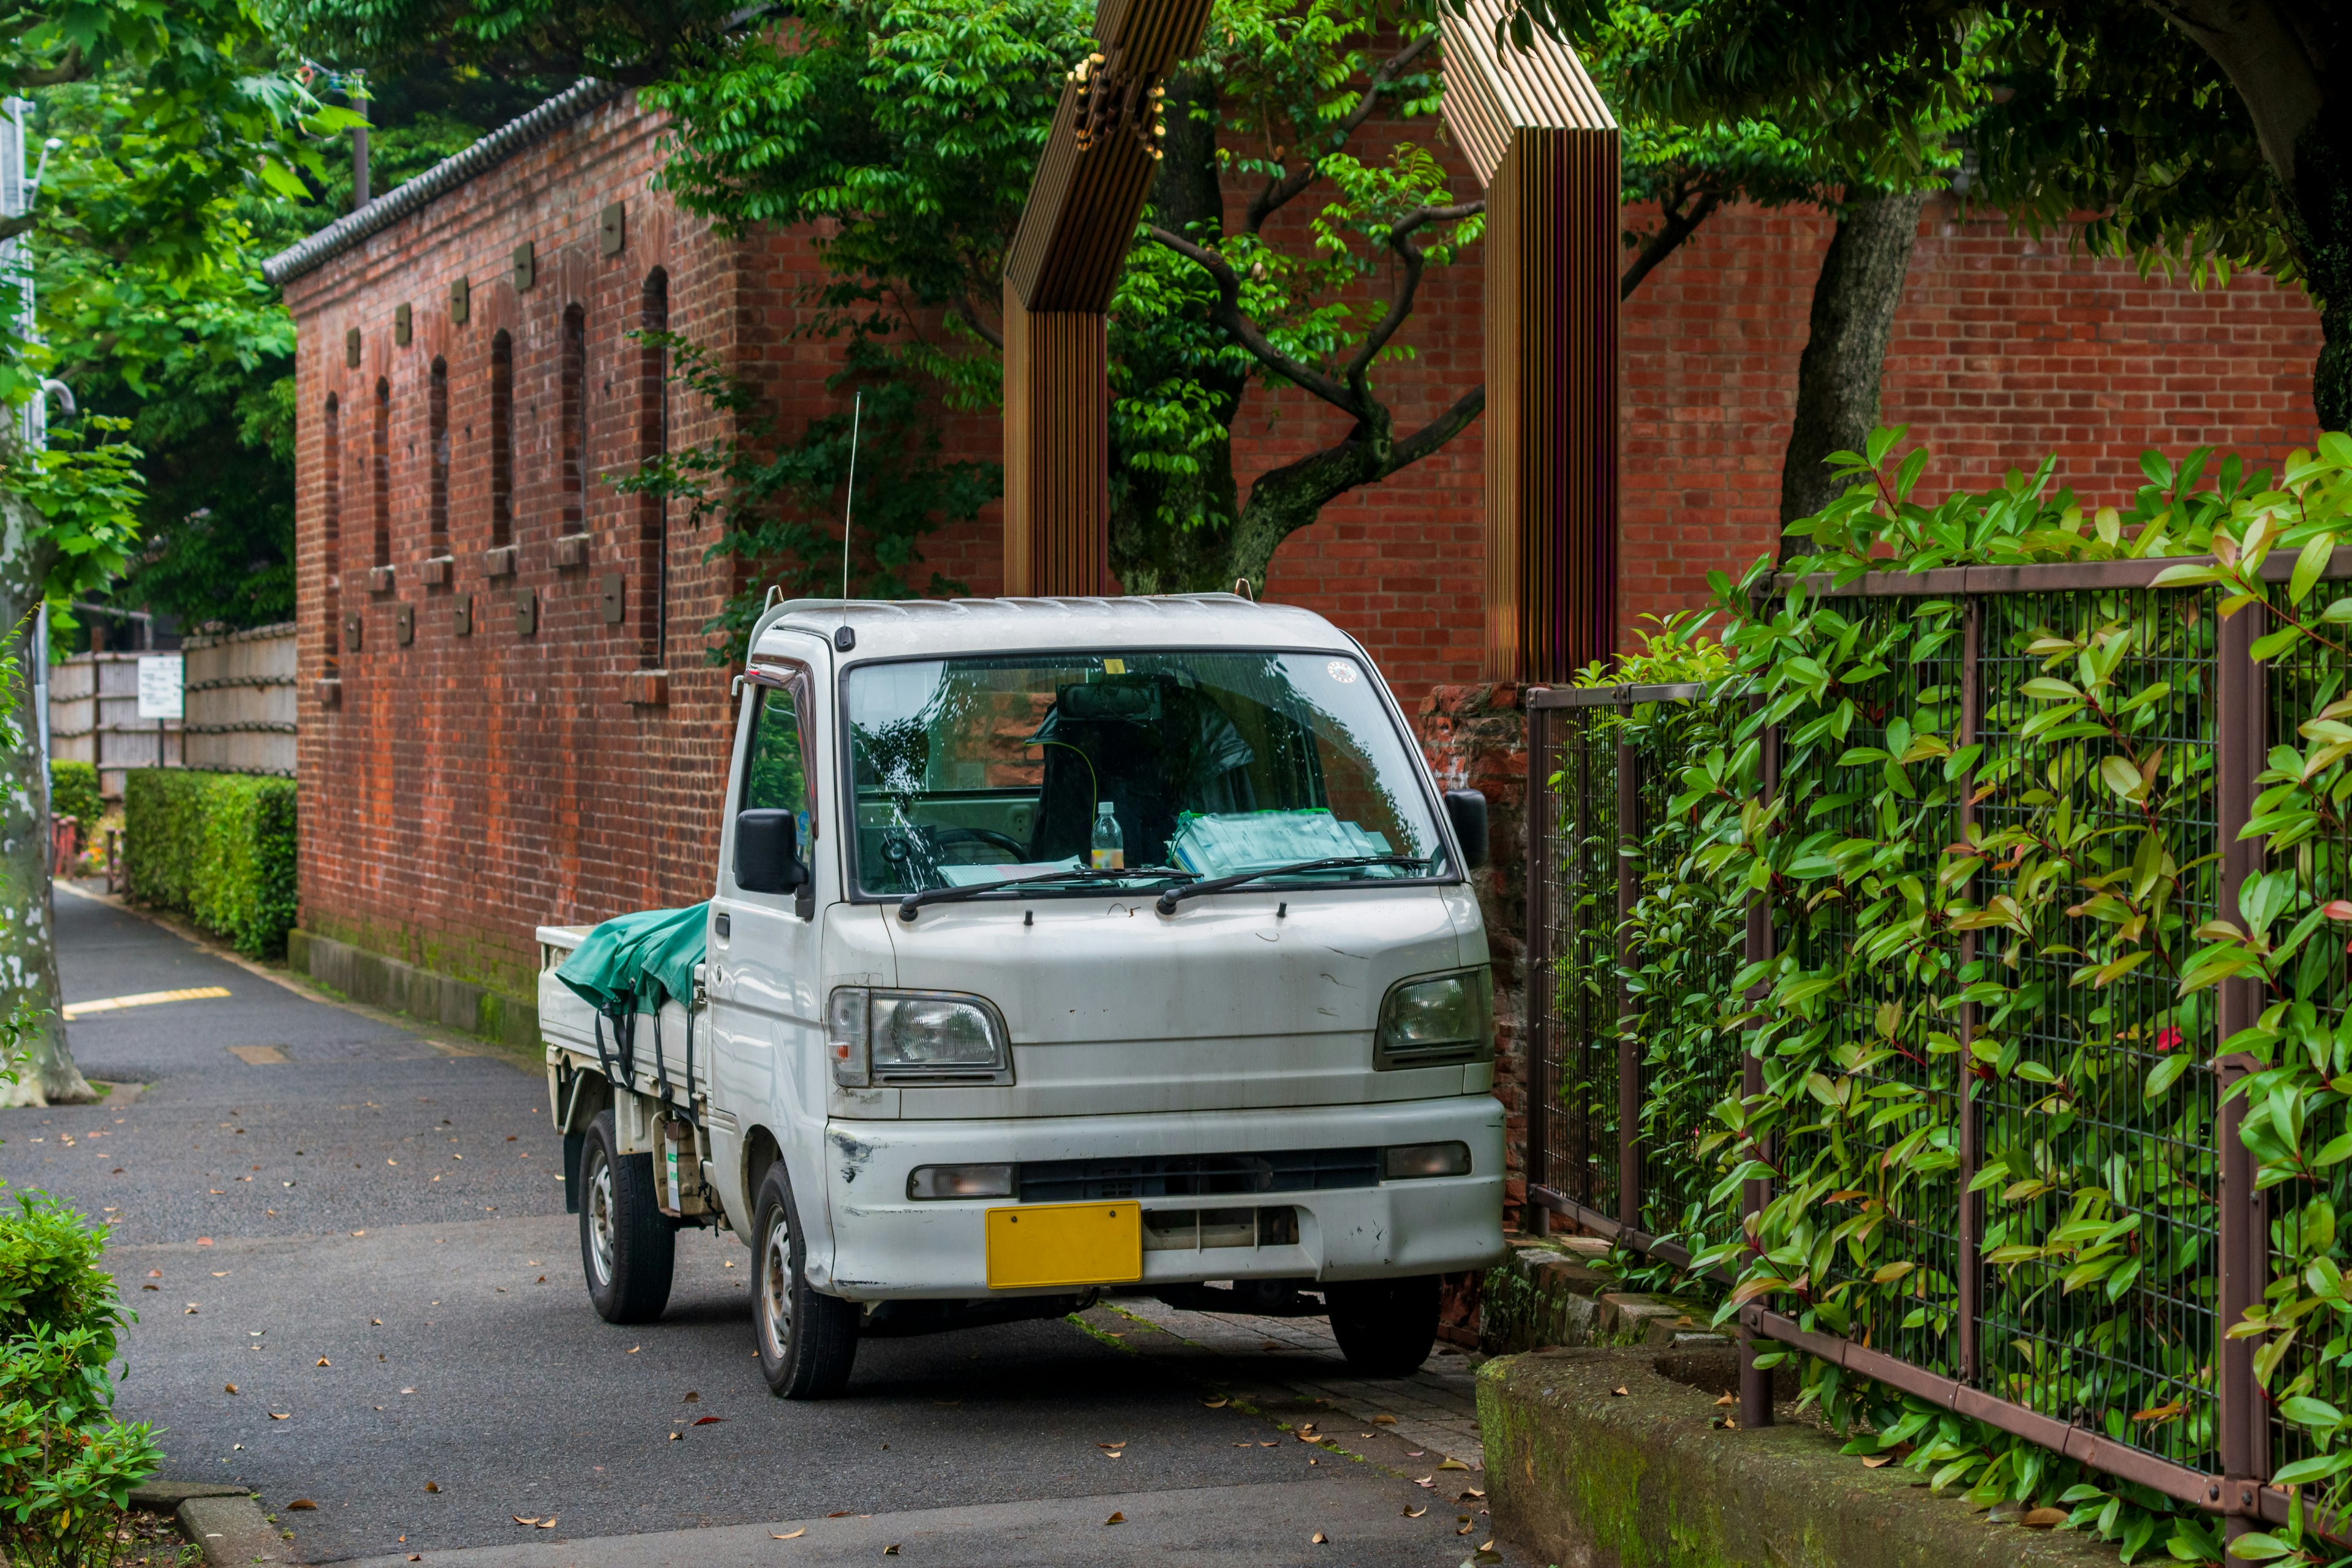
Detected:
left=1, top=891, right=1515, bottom=1568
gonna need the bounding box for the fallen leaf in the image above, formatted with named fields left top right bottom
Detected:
left=184, top=1305, right=198, bottom=1314
left=401, top=1388, right=416, bottom=1395
left=1371, top=1414, right=1396, bottom=1425
left=1414, top=1476, right=1434, bottom=1488
left=884, top=1546, right=900, bottom=1556
left=1098, top=1441, right=1127, bottom=1450
left=225, top=1384, right=238, bottom=1395
left=372, top=1319, right=382, bottom=1326
left=826, top=1513, right=853, bottom=1520
left=1713, top=1393, right=1735, bottom=1407
left=1610, top=1386, right=1628, bottom=1398
left=683, top=1392, right=701, bottom=1403
left=285, top=1501, right=316, bottom=1511
left=668, top=1433, right=682, bottom=1442
left=141, top=1284, right=159, bottom=1291
left=1458, top=1488, right=1485, bottom=1501
left=535, top=1518, right=556, bottom=1531
left=2022, top=1507, right=2070, bottom=1529
left=771, top=1530, right=806, bottom=1540
left=628, top=1346, right=640, bottom=1354
left=147, top=1270, right=161, bottom=1278
left=693, top=1416, right=723, bottom=1425
left=1479, top=1540, right=1496, bottom=1553
left=1438, top=1457, right=1469, bottom=1471
left=1403, top=1506, right=1426, bottom=1519
left=1861, top=1455, right=1896, bottom=1469
left=316, top=1358, right=331, bottom=1367
left=269, top=1412, right=290, bottom=1421
left=1311, top=1532, right=1328, bottom=1545
left=1201, top=1397, right=1228, bottom=1409
left=197, top=1237, right=212, bottom=1246
left=511, top=1518, right=538, bottom=1527
left=1259, top=1442, right=1276, bottom=1449
left=1458, top=1520, right=1476, bottom=1536
left=1104, top=1512, right=1125, bottom=1526
left=352, top=1231, right=365, bottom=1237
left=423, top=1482, right=439, bottom=1494
left=213, top=1272, right=229, bottom=1278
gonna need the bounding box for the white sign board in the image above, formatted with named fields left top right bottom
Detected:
left=136, top=655, right=183, bottom=721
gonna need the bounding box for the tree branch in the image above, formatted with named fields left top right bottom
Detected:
left=1389, top=381, right=1487, bottom=473
left=1342, top=200, right=1483, bottom=402
left=1146, top=223, right=1359, bottom=412
left=1620, top=179, right=1721, bottom=300
left=1245, top=29, right=1438, bottom=235
left=11, top=44, right=86, bottom=91
left=952, top=293, right=1003, bottom=352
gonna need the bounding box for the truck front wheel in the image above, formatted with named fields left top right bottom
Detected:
left=1325, top=1275, right=1441, bottom=1377
left=579, top=1110, right=676, bottom=1324
left=752, top=1163, right=859, bottom=1398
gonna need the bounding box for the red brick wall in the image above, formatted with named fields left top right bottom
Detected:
left=1267, top=198, right=2324, bottom=711
left=285, top=89, right=2326, bottom=997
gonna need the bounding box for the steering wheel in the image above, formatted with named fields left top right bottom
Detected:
left=924, top=825, right=1030, bottom=864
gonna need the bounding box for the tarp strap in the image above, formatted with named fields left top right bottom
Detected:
left=652, top=1006, right=670, bottom=1104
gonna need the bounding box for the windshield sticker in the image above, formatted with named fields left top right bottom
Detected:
left=1327, top=660, right=1358, bottom=684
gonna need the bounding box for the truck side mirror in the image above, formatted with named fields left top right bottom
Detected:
left=1442, top=789, right=1488, bottom=872
left=735, top=809, right=810, bottom=894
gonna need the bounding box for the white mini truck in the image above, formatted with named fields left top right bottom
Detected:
left=538, top=595, right=1507, bottom=1398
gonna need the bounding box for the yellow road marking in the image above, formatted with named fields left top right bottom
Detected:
left=62, top=986, right=232, bottom=1020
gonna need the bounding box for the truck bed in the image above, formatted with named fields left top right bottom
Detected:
left=537, top=924, right=705, bottom=1107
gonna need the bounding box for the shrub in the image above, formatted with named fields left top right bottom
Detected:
left=122, top=769, right=298, bottom=958
left=47, top=763, right=99, bottom=832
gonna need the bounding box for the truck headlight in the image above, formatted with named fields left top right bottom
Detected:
left=827, top=988, right=1012, bottom=1086
left=1374, top=968, right=1493, bottom=1070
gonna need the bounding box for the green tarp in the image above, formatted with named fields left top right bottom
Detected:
left=556, top=903, right=707, bottom=1016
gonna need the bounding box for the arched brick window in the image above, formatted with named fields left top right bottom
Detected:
left=428, top=356, right=449, bottom=561
left=371, top=377, right=391, bottom=569
left=489, top=329, right=513, bottom=551
left=638, top=270, right=668, bottom=666
left=561, top=303, right=587, bottom=537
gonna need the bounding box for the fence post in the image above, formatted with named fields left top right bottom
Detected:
left=1616, top=698, right=1639, bottom=1234
left=1523, top=693, right=1552, bottom=1236
left=1957, top=601, right=1983, bottom=1384
left=2215, top=603, right=2267, bottom=1531
left=1740, top=716, right=1779, bottom=1430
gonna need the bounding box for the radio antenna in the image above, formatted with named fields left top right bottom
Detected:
left=841, top=390, right=862, bottom=602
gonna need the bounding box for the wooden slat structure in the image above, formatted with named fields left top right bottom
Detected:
left=1440, top=0, right=1620, bottom=681
left=1001, top=0, right=1215, bottom=595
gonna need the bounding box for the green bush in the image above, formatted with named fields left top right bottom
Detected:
left=47, top=763, right=99, bottom=832
left=0, top=1197, right=157, bottom=1568
left=123, top=769, right=298, bottom=959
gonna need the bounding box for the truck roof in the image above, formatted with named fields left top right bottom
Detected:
left=757, top=594, right=1363, bottom=662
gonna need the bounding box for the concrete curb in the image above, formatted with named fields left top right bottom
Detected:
left=1480, top=1346, right=2124, bottom=1568
left=129, top=1483, right=300, bottom=1568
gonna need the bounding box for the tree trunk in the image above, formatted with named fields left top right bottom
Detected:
left=2290, top=108, right=2352, bottom=431
left=1107, top=68, right=1246, bottom=595
left=0, top=500, right=86, bottom=1107
left=1777, top=189, right=1928, bottom=537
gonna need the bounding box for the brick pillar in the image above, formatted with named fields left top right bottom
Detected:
left=1417, top=680, right=1529, bottom=1222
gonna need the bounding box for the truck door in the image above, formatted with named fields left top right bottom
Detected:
left=709, top=663, right=825, bottom=1215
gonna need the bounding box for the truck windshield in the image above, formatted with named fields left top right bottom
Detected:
left=843, top=650, right=1448, bottom=898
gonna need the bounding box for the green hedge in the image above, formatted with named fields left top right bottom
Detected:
left=48, top=761, right=99, bottom=829
left=123, top=770, right=298, bottom=959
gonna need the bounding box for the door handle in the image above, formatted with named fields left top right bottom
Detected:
left=715, top=912, right=732, bottom=940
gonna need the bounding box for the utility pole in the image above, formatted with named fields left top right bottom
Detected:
left=350, top=71, right=369, bottom=209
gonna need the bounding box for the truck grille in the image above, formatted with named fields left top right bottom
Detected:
left=1017, top=1147, right=1380, bottom=1204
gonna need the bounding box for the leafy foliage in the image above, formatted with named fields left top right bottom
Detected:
left=47, top=761, right=97, bottom=831
left=122, top=768, right=300, bottom=958
left=611, top=334, right=990, bottom=662
left=1568, top=429, right=2352, bottom=1561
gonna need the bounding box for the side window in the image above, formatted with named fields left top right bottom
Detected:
left=742, top=683, right=813, bottom=845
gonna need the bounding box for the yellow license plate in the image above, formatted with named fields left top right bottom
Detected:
left=985, top=1200, right=1142, bottom=1290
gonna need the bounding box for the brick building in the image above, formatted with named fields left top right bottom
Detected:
left=265, top=82, right=2323, bottom=1039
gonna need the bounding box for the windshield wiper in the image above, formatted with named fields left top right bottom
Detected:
left=1154, top=855, right=1431, bottom=915
left=897, top=865, right=1196, bottom=922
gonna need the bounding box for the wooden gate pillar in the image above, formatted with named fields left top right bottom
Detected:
left=1002, top=0, right=1215, bottom=597
left=1441, top=1, right=1621, bottom=681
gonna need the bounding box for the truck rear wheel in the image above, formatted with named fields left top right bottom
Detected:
left=579, top=1109, right=676, bottom=1324
left=752, top=1163, right=859, bottom=1398
left=1325, top=1275, right=1440, bottom=1377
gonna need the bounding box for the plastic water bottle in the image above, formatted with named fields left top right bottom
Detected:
left=1090, top=801, right=1125, bottom=870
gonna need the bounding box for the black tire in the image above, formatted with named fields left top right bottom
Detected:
left=751, top=1161, right=860, bottom=1398
left=578, top=1109, right=676, bottom=1324
left=1325, top=1275, right=1441, bottom=1377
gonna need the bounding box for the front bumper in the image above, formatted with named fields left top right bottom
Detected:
left=816, top=1096, right=1506, bottom=1300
